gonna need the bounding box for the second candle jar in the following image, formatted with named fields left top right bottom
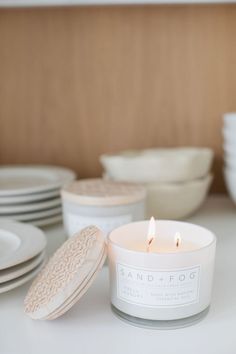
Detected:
left=61, top=179, right=146, bottom=238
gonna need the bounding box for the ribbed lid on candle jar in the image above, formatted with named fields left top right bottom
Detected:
left=61, top=178, right=146, bottom=206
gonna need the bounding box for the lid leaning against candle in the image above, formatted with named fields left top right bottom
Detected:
left=61, top=178, right=146, bottom=206
left=24, top=225, right=106, bottom=320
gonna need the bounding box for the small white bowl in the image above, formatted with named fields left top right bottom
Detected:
left=100, top=148, right=213, bottom=183
left=223, top=112, right=236, bottom=129
left=145, top=174, right=212, bottom=219
left=224, top=154, right=236, bottom=171
left=224, top=168, right=236, bottom=204
left=223, top=143, right=236, bottom=155
left=222, top=128, right=236, bottom=145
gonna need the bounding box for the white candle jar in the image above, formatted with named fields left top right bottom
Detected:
left=108, top=220, right=216, bottom=329
left=61, top=179, right=146, bottom=238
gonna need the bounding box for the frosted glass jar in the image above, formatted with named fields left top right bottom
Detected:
left=108, top=220, right=216, bottom=329
left=61, top=179, right=146, bottom=238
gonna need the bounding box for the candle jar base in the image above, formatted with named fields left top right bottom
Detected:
left=111, top=305, right=209, bottom=330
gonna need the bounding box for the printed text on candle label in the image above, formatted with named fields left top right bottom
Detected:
left=116, top=263, right=200, bottom=307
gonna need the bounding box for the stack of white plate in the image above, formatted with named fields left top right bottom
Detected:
left=0, top=220, right=47, bottom=294
left=223, top=113, right=236, bottom=203
left=0, top=166, right=76, bottom=227
left=101, top=148, right=214, bottom=219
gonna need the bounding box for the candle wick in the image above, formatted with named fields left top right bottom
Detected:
left=175, top=232, right=181, bottom=248
left=147, top=237, right=154, bottom=253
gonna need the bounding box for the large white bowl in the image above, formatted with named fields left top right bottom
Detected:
left=224, top=168, right=236, bottom=204
left=100, top=148, right=213, bottom=183
left=145, top=174, right=212, bottom=219
left=223, top=112, right=236, bottom=129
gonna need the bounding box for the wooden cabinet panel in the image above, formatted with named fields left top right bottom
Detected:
left=0, top=5, right=236, bottom=192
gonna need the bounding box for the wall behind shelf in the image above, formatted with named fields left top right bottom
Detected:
left=0, top=5, right=236, bottom=192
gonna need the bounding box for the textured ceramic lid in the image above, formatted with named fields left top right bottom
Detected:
left=24, top=225, right=106, bottom=320
left=61, top=178, right=146, bottom=206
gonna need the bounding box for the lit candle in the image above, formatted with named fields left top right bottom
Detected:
left=108, top=219, right=216, bottom=329
left=146, top=216, right=155, bottom=252
left=124, top=218, right=198, bottom=253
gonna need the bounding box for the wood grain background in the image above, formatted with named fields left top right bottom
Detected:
left=1, top=4, right=236, bottom=192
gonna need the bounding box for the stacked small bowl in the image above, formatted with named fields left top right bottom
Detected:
left=223, top=113, right=236, bottom=204
left=101, top=148, right=213, bottom=219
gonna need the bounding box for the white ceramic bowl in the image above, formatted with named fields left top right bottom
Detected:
left=224, top=168, right=236, bottom=204
left=223, top=113, right=236, bottom=129
left=223, top=127, right=236, bottom=140
left=100, top=148, right=213, bottom=183
left=145, top=174, right=212, bottom=219
left=223, top=143, right=236, bottom=156
left=224, top=153, right=236, bottom=170
left=223, top=146, right=236, bottom=171
left=222, top=128, right=236, bottom=148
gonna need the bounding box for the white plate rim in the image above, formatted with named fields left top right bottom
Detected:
left=0, top=206, right=62, bottom=221
left=0, top=165, right=76, bottom=196
left=0, top=189, right=60, bottom=205
left=0, top=259, right=46, bottom=294
left=0, top=221, right=47, bottom=270
left=0, top=251, right=46, bottom=283
left=0, top=197, right=61, bottom=214
left=30, top=214, right=62, bottom=227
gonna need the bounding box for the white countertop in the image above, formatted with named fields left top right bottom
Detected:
left=1, top=195, right=236, bottom=354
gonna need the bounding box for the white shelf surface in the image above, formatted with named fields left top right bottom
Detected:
left=0, top=0, right=236, bottom=6
left=1, top=195, right=236, bottom=354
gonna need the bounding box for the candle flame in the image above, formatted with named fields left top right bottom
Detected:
left=147, top=216, right=156, bottom=252
left=175, top=232, right=181, bottom=248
